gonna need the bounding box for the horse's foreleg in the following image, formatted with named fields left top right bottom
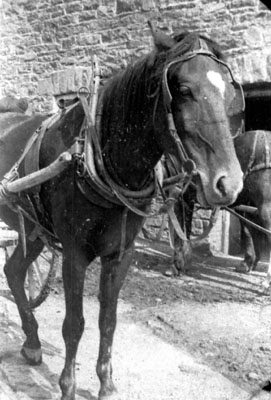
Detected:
left=97, top=247, right=133, bottom=400
left=4, top=237, right=44, bottom=364
left=236, top=222, right=255, bottom=273
left=59, top=251, right=88, bottom=400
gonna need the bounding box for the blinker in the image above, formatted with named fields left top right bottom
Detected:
left=227, top=81, right=245, bottom=117
left=183, top=159, right=196, bottom=174
left=227, top=81, right=245, bottom=138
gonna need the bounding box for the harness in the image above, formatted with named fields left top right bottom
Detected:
left=0, top=50, right=244, bottom=257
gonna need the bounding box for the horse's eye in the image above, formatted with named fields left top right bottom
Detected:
left=179, top=86, right=191, bottom=97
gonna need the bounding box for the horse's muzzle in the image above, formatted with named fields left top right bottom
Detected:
left=196, top=169, right=243, bottom=207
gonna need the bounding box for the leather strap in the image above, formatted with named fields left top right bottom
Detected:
left=24, top=112, right=62, bottom=193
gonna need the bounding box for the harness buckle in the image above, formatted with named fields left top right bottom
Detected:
left=77, top=86, right=90, bottom=99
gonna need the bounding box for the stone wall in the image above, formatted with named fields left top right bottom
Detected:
left=1, top=0, right=271, bottom=254
left=1, top=0, right=271, bottom=113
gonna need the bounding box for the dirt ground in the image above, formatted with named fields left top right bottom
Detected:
left=82, top=242, right=271, bottom=396
left=1, top=240, right=271, bottom=399
left=38, top=239, right=271, bottom=395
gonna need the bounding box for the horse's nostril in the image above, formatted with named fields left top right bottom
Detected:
left=216, top=176, right=227, bottom=197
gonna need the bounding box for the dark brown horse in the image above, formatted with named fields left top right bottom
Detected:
left=0, top=26, right=243, bottom=399
left=233, top=130, right=271, bottom=288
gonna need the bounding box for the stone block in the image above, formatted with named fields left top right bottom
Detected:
left=81, top=0, right=100, bottom=9
left=235, top=50, right=271, bottom=84
left=65, top=2, right=84, bottom=13
left=37, top=67, right=94, bottom=96
left=243, top=26, right=264, bottom=47
left=193, top=208, right=212, bottom=219
left=51, top=7, right=66, bottom=19
left=193, top=219, right=203, bottom=231
left=20, top=1, right=36, bottom=10
left=51, top=0, right=64, bottom=5
left=23, top=51, right=37, bottom=61
left=116, top=0, right=141, bottom=14
left=77, top=33, right=101, bottom=46
left=61, top=37, right=76, bottom=50
left=78, top=10, right=97, bottom=21
left=38, top=78, right=54, bottom=96
left=141, top=0, right=156, bottom=11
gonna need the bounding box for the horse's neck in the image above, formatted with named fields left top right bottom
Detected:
left=100, top=108, right=162, bottom=190
left=103, top=129, right=161, bottom=190
left=100, top=80, right=163, bottom=190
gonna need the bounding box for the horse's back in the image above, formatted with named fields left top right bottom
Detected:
left=0, top=112, right=46, bottom=179
left=234, top=130, right=271, bottom=172
left=235, top=130, right=271, bottom=149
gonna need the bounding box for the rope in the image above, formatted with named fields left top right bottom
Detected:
left=225, top=206, right=271, bottom=236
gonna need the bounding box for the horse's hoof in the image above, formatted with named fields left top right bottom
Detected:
left=21, top=346, right=42, bottom=365
left=98, top=382, right=118, bottom=400
left=235, top=263, right=251, bottom=274
left=163, top=265, right=178, bottom=277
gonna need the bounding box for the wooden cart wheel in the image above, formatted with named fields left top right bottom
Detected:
left=26, top=249, right=60, bottom=309
left=0, top=222, right=60, bottom=308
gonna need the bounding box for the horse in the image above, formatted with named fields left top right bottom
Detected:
left=0, top=24, right=243, bottom=400
left=169, top=130, right=271, bottom=289
left=233, top=130, right=271, bottom=288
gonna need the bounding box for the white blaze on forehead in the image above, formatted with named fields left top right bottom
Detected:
left=206, top=70, right=226, bottom=98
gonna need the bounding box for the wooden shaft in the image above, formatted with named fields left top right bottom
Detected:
left=233, top=205, right=258, bottom=214
left=0, top=152, right=72, bottom=204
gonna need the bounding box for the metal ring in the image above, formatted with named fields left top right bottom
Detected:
left=77, top=86, right=90, bottom=98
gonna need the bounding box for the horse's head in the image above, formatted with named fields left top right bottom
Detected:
left=149, top=23, right=243, bottom=207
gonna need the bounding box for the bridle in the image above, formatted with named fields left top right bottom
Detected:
left=162, top=49, right=245, bottom=173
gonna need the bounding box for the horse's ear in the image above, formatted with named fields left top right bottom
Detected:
left=148, top=20, right=176, bottom=51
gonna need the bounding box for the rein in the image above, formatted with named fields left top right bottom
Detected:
left=225, top=206, right=271, bottom=237
left=199, top=132, right=271, bottom=242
